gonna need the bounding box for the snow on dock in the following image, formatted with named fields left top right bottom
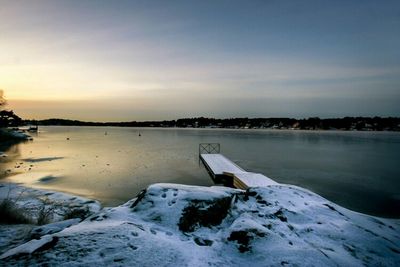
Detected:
left=199, top=144, right=278, bottom=189
left=224, top=171, right=278, bottom=189
left=200, top=154, right=244, bottom=177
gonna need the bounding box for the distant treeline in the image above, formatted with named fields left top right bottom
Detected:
left=23, top=117, right=400, bottom=131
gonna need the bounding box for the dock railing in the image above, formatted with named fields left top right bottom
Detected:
left=199, top=143, right=220, bottom=155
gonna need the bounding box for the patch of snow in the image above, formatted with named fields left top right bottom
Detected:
left=0, top=225, right=33, bottom=255
left=30, top=219, right=81, bottom=239
left=0, top=183, right=101, bottom=256
left=0, top=235, right=57, bottom=259
left=0, top=183, right=101, bottom=222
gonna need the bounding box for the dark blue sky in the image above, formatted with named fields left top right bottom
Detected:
left=1, top=0, right=399, bottom=120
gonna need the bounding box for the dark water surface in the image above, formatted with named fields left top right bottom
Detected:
left=1, top=126, right=399, bottom=218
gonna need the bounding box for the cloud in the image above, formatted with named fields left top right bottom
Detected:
left=1, top=1, right=399, bottom=120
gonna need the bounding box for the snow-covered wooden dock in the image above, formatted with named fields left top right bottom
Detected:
left=199, top=149, right=278, bottom=189
left=200, top=154, right=244, bottom=177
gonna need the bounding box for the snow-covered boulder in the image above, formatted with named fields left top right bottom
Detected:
left=1, top=183, right=399, bottom=266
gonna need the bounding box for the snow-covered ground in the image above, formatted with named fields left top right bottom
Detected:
left=0, top=183, right=101, bottom=224
left=0, top=183, right=101, bottom=260
left=1, top=183, right=399, bottom=266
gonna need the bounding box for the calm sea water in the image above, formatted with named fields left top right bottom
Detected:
left=1, top=126, right=399, bottom=218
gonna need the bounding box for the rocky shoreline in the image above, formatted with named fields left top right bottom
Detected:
left=0, top=129, right=32, bottom=157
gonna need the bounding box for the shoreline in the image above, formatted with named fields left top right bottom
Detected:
left=22, top=116, right=400, bottom=131
left=0, top=129, right=33, bottom=155
left=15, top=124, right=400, bottom=132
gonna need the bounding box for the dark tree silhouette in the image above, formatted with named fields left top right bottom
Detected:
left=0, top=110, right=22, bottom=128
left=0, top=90, right=6, bottom=108
left=0, top=90, right=23, bottom=128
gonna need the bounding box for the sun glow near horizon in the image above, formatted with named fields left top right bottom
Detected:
left=1, top=0, right=400, bottom=121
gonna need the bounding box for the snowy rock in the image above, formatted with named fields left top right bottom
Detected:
left=29, top=219, right=81, bottom=239
left=0, top=235, right=58, bottom=260
left=0, top=225, right=34, bottom=255
left=1, top=183, right=399, bottom=266
left=0, top=183, right=102, bottom=257
left=0, top=183, right=101, bottom=224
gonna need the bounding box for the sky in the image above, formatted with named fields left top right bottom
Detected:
left=1, top=0, right=399, bottom=121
